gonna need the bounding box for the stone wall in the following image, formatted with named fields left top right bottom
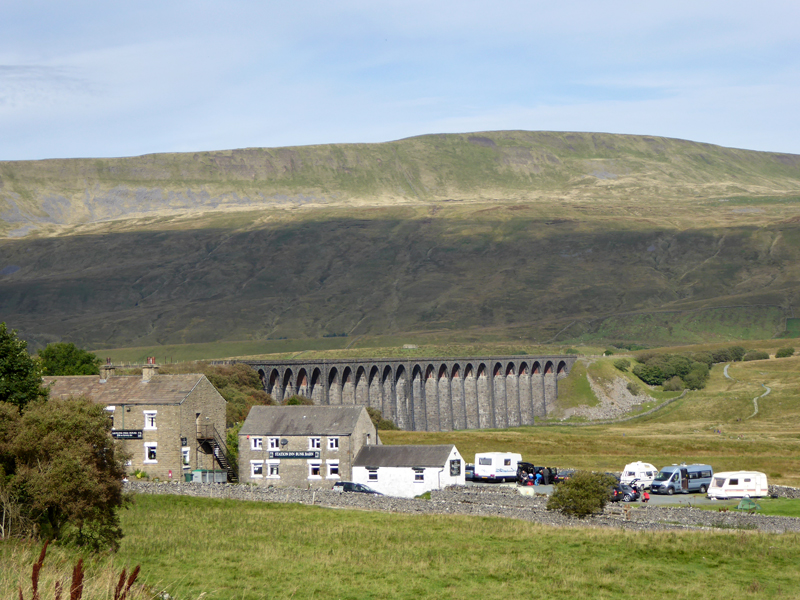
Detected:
left=124, top=482, right=800, bottom=534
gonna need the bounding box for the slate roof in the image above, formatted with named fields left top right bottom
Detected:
left=43, top=374, right=207, bottom=406
left=353, top=445, right=456, bottom=468
left=240, top=405, right=367, bottom=436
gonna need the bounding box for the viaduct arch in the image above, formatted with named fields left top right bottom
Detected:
left=241, top=355, right=576, bottom=432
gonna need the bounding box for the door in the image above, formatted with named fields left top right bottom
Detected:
left=680, top=468, right=689, bottom=492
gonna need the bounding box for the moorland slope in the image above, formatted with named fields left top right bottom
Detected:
left=1, top=131, right=799, bottom=352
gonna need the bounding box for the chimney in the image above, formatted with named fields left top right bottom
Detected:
left=142, top=364, right=159, bottom=382
left=99, top=365, right=115, bottom=381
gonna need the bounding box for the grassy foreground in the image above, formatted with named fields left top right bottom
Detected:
left=100, top=494, right=800, bottom=599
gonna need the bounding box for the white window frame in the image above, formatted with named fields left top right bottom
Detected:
left=144, top=442, right=158, bottom=464
left=251, top=437, right=263, bottom=451
left=105, top=406, right=115, bottom=429
left=250, top=460, right=264, bottom=478
left=308, top=460, right=322, bottom=479
left=328, top=437, right=339, bottom=451
left=309, top=437, right=321, bottom=450
left=268, top=437, right=280, bottom=450
left=368, top=469, right=378, bottom=481
left=326, top=459, right=340, bottom=479
left=143, top=410, right=157, bottom=430
left=414, top=468, right=425, bottom=482
left=181, top=446, right=191, bottom=468
left=267, top=461, right=280, bottom=478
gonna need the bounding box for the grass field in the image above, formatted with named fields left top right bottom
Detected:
left=95, top=495, right=800, bottom=599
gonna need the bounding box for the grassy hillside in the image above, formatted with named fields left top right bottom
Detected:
left=1, top=131, right=799, bottom=350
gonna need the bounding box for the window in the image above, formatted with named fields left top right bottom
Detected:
left=478, top=457, right=492, bottom=466
left=251, top=437, right=263, bottom=451
left=450, top=459, right=461, bottom=477
left=144, top=442, right=157, bottom=464
left=328, top=437, right=339, bottom=450
left=309, top=437, right=321, bottom=450
left=414, top=468, right=425, bottom=482
left=105, top=406, right=115, bottom=428
left=308, top=461, right=321, bottom=478
left=181, top=447, right=190, bottom=468
left=143, top=411, right=157, bottom=430
left=368, top=469, right=378, bottom=481
left=744, top=478, right=752, bottom=483
left=268, top=437, right=280, bottom=450
left=730, top=478, right=739, bottom=485
left=504, top=459, right=511, bottom=466
left=267, top=462, right=280, bottom=478
left=251, top=461, right=264, bottom=478
left=327, top=460, right=340, bottom=478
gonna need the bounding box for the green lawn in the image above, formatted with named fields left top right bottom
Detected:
left=104, top=494, right=800, bottom=600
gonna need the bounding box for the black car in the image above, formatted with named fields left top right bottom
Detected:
left=332, top=481, right=383, bottom=495
left=610, top=483, right=640, bottom=503
left=552, top=469, right=575, bottom=484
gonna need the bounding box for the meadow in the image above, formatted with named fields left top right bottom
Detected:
left=41, top=496, right=800, bottom=599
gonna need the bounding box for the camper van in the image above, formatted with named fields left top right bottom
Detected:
left=473, top=452, right=522, bottom=482
left=706, top=471, right=769, bottom=500
left=650, top=464, right=714, bottom=495
left=620, top=461, right=658, bottom=489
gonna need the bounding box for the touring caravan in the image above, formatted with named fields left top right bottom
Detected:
left=650, top=464, right=713, bottom=495
left=473, top=452, right=522, bottom=482
left=706, top=471, right=769, bottom=500
left=620, top=461, right=658, bottom=489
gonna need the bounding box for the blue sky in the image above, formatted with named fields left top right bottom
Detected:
left=1, top=1, right=799, bottom=161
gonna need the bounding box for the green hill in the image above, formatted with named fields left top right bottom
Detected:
left=1, top=131, right=799, bottom=351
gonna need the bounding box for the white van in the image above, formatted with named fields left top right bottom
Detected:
left=651, top=464, right=714, bottom=495
left=620, top=461, right=657, bottom=489
left=473, top=452, right=522, bottom=482
left=706, top=471, right=769, bottom=500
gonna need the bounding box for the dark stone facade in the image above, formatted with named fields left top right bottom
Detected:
left=241, top=356, right=576, bottom=432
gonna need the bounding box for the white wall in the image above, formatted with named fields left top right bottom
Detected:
left=353, top=447, right=465, bottom=498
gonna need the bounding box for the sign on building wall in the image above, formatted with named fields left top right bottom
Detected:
left=112, top=430, right=143, bottom=439
left=269, top=451, right=320, bottom=459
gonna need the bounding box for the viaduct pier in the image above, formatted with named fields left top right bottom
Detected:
left=242, top=355, right=576, bottom=432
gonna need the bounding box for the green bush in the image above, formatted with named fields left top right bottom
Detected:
left=565, top=348, right=580, bottom=355
left=367, top=407, right=398, bottom=430
left=662, top=376, right=684, bottom=391
left=613, top=358, right=630, bottom=372
left=776, top=347, right=795, bottom=358
left=626, top=382, right=641, bottom=395
left=743, top=351, right=769, bottom=362
left=546, top=471, right=617, bottom=518
left=603, top=349, right=614, bottom=356
left=284, top=395, right=314, bottom=405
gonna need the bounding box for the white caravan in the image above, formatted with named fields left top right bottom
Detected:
left=473, top=452, right=522, bottom=482
left=706, top=471, right=769, bottom=499
left=620, top=461, right=658, bottom=489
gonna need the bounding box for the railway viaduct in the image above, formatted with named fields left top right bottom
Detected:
left=241, top=355, right=577, bottom=432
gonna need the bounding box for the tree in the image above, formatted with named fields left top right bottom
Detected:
left=38, top=342, right=101, bottom=376
left=546, top=471, right=618, bottom=518
left=0, top=323, right=48, bottom=411
left=776, top=347, right=795, bottom=358
left=1, top=397, right=129, bottom=550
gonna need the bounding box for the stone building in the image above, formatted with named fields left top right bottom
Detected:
left=43, top=364, right=230, bottom=482
left=238, top=405, right=378, bottom=489
left=352, top=444, right=465, bottom=498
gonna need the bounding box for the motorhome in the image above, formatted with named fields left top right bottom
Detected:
left=706, top=471, right=769, bottom=499
left=473, top=452, right=522, bottom=482
left=650, top=464, right=714, bottom=495
left=620, top=461, right=658, bottom=489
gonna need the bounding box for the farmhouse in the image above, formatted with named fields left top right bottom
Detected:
left=352, top=444, right=465, bottom=498
left=238, top=405, right=378, bottom=489
left=43, top=364, right=230, bottom=482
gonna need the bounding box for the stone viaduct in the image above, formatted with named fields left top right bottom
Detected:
left=241, top=356, right=576, bottom=432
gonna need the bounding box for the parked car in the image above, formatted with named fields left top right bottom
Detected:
left=610, top=483, right=640, bottom=503
left=553, top=469, right=575, bottom=484
left=332, top=481, right=383, bottom=495
left=465, top=463, right=475, bottom=481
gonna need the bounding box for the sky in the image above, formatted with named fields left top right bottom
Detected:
left=1, top=1, right=799, bottom=161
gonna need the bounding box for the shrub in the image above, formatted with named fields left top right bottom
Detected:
left=626, top=382, right=641, bottom=395
left=632, top=363, right=664, bottom=386
left=613, top=359, right=630, bottom=372
left=662, top=376, right=684, bottom=391
left=743, top=351, right=769, bottom=362
left=284, top=395, right=314, bottom=405
left=366, top=407, right=398, bottom=430
left=546, top=471, right=618, bottom=518
left=776, top=347, right=795, bottom=358
left=603, top=349, right=614, bottom=356
left=689, top=351, right=713, bottom=369
left=565, top=348, right=580, bottom=355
